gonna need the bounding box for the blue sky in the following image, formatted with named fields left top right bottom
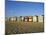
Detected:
left=5, top=1, right=44, bottom=17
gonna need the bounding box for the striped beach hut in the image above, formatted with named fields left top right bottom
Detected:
left=24, top=16, right=29, bottom=22
left=28, top=16, right=33, bottom=22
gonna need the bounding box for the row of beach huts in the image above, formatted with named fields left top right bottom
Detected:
left=5, top=15, right=44, bottom=22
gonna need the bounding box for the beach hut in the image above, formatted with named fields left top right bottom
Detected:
left=9, top=17, right=17, bottom=22
left=28, top=16, right=33, bottom=22
left=24, top=16, right=29, bottom=22
left=33, top=16, right=38, bottom=22
left=5, top=17, right=9, bottom=22
left=38, top=15, right=44, bottom=22
left=17, top=17, right=20, bottom=22
left=20, top=16, right=24, bottom=22
left=5, top=17, right=8, bottom=21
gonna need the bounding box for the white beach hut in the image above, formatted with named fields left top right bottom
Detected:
left=33, top=16, right=38, bottom=22
left=9, top=17, right=17, bottom=22
left=20, top=16, right=24, bottom=22
left=38, top=15, right=44, bottom=22
left=17, top=17, right=20, bottom=22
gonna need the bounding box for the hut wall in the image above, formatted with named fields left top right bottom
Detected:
left=29, top=19, right=32, bottom=22
left=28, top=16, right=33, bottom=22
left=38, top=16, right=43, bottom=22
left=20, top=16, right=24, bottom=22
left=24, top=16, right=28, bottom=22
left=21, top=17, right=24, bottom=21
left=5, top=17, right=9, bottom=22
left=9, top=17, right=17, bottom=22
left=33, top=16, right=38, bottom=22
left=25, top=19, right=28, bottom=22
left=17, top=17, right=20, bottom=22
